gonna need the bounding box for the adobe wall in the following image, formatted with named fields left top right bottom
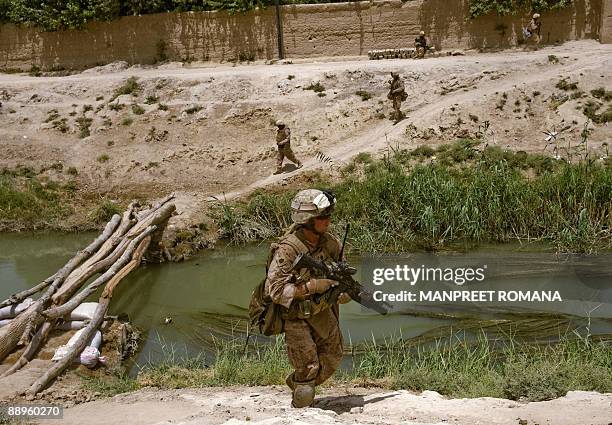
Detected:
left=602, top=0, right=612, bottom=43
left=0, top=0, right=607, bottom=71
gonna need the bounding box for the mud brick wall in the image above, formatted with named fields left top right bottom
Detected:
left=0, top=0, right=606, bottom=70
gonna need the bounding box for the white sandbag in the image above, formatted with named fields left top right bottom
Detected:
left=80, top=347, right=101, bottom=368
left=69, top=303, right=99, bottom=321
left=0, top=298, right=34, bottom=319
left=52, top=329, right=103, bottom=366
left=57, top=321, right=87, bottom=331
left=0, top=319, right=11, bottom=327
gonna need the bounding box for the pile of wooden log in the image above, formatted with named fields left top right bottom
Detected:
left=0, top=194, right=176, bottom=398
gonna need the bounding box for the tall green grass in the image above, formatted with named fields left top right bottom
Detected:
left=212, top=142, right=612, bottom=253
left=136, top=327, right=612, bottom=401
left=0, top=172, right=68, bottom=229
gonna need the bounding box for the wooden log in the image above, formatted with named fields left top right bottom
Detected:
left=53, top=205, right=136, bottom=305
left=0, top=215, right=121, bottom=363
left=0, top=274, right=56, bottom=309
left=127, top=202, right=175, bottom=239
left=136, top=193, right=175, bottom=221
left=0, top=321, right=54, bottom=378
left=26, top=235, right=152, bottom=397
left=43, top=226, right=156, bottom=320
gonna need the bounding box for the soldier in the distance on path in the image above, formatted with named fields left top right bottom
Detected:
left=274, top=121, right=302, bottom=175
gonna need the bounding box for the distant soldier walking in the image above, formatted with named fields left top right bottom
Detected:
left=414, top=30, right=428, bottom=59
left=523, top=13, right=542, bottom=47
left=387, top=72, right=407, bottom=123
left=274, top=121, right=302, bottom=175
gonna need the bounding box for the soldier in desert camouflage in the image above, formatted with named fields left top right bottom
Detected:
left=264, top=189, right=351, bottom=407
left=274, top=121, right=302, bottom=175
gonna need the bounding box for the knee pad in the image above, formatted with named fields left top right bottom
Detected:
left=292, top=380, right=315, bottom=408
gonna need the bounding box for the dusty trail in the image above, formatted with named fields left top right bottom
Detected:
left=56, top=386, right=612, bottom=425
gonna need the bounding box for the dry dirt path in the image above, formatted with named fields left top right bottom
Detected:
left=56, top=386, right=612, bottom=425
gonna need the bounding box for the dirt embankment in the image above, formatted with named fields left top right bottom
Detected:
left=54, top=386, right=612, bottom=425
left=0, top=40, right=611, bottom=249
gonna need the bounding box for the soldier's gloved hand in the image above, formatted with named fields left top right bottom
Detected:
left=338, top=293, right=351, bottom=304
left=306, top=278, right=338, bottom=295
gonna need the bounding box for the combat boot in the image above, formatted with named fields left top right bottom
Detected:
left=273, top=168, right=283, bottom=175
left=291, top=379, right=315, bottom=408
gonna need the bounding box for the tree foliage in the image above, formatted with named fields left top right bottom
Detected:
left=0, top=0, right=272, bottom=31
left=468, top=0, right=572, bottom=19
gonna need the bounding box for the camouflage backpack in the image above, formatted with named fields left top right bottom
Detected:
left=248, top=242, right=284, bottom=336
left=248, top=233, right=307, bottom=336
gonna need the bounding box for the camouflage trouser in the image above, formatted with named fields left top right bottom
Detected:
left=284, top=318, right=343, bottom=386
left=392, top=97, right=403, bottom=120
left=276, top=143, right=300, bottom=171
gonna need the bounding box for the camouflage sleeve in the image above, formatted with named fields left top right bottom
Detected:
left=265, top=243, right=301, bottom=309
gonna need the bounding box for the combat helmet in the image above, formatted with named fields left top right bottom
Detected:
left=291, top=189, right=336, bottom=224
left=533, top=13, right=540, bottom=19
left=419, top=30, right=425, bottom=35
left=275, top=120, right=285, bottom=127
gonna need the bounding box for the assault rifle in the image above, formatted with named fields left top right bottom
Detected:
left=291, top=253, right=392, bottom=315
left=290, top=224, right=392, bottom=315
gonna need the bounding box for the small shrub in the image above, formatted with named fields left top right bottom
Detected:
left=570, top=90, right=584, bottom=100
left=145, top=95, right=159, bottom=104
left=108, top=103, right=125, bottom=111
left=83, top=104, right=93, bottom=113
left=158, top=103, right=169, bottom=111
left=52, top=118, right=69, bottom=133
left=44, top=109, right=60, bottom=123
left=76, top=116, right=93, bottom=138
left=304, top=82, right=325, bottom=93
left=468, top=114, right=479, bottom=122
left=556, top=79, right=578, bottom=91
left=184, top=105, right=203, bottom=114
left=90, top=200, right=121, bottom=223
left=97, top=154, right=109, bottom=163
left=410, top=145, right=436, bottom=158
left=287, top=75, right=295, bottom=80
left=354, top=152, right=373, bottom=163
left=132, top=104, right=145, bottom=115
left=549, top=94, right=569, bottom=110
left=533, top=91, right=541, bottom=96
left=317, top=92, right=326, bottom=97
left=28, top=65, right=42, bottom=77
left=548, top=55, right=559, bottom=64
left=121, top=117, right=133, bottom=126
left=111, top=76, right=140, bottom=100
left=356, top=90, right=372, bottom=101
left=590, top=87, right=612, bottom=101
left=67, top=166, right=78, bottom=175
left=96, top=96, right=104, bottom=101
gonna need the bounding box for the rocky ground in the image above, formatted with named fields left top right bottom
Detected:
left=1, top=40, right=611, bottom=239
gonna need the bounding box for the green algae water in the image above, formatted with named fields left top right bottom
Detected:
left=1, top=233, right=611, bottom=371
